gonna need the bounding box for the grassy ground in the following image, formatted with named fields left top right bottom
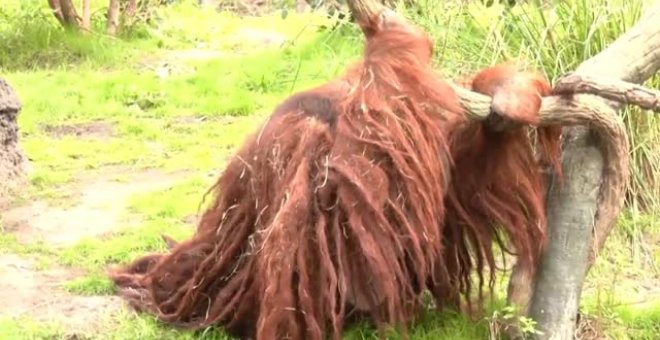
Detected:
left=0, top=0, right=658, bottom=339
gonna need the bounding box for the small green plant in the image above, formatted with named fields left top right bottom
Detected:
left=487, top=305, right=543, bottom=339
left=518, top=315, right=542, bottom=337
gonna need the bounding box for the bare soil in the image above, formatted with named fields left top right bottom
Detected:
left=0, top=168, right=191, bottom=336
left=3, top=168, right=188, bottom=247
left=0, top=254, right=123, bottom=336
left=42, top=121, right=115, bottom=140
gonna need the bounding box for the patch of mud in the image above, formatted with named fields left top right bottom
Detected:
left=42, top=121, right=115, bottom=140
left=0, top=254, right=123, bottom=336
left=2, top=169, right=189, bottom=247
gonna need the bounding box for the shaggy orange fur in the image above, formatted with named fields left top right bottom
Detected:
left=110, top=13, right=560, bottom=340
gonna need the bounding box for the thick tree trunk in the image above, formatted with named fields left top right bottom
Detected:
left=527, top=127, right=603, bottom=339
left=323, top=1, right=659, bottom=339
left=0, top=79, right=29, bottom=204
left=528, top=4, right=660, bottom=339
left=570, top=5, right=660, bottom=268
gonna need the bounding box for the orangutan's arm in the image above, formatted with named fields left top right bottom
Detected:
left=470, top=63, right=563, bottom=177
left=470, top=64, right=552, bottom=125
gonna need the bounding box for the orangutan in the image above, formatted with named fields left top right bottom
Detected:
left=110, top=9, right=560, bottom=340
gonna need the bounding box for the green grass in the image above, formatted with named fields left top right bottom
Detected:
left=0, top=317, right=66, bottom=340
left=0, top=0, right=658, bottom=339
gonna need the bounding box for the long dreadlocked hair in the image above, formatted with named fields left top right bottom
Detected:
left=110, top=11, right=560, bottom=340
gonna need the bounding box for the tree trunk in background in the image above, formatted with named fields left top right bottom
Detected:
left=106, top=0, right=120, bottom=36
left=126, top=0, right=138, bottom=18
left=122, top=0, right=139, bottom=27
left=59, top=0, right=82, bottom=28
left=47, top=0, right=82, bottom=29
left=81, top=0, right=91, bottom=32
left=0, top=79, right=29, bottom=205
left=48, top=0, right=66, bottom=25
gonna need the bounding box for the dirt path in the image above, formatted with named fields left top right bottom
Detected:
left=0, top=254, right=122, bottom=335
left=0, top=168, right=190, bottom=337
left=3, top=168, right=187, bottom=246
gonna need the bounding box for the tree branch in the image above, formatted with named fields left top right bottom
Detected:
left=343, top=0, right=660, bottom=339
left=345, top=0, right=383, bottom=33
left=345, top=0, right=659, bottom=119
left=450, top=83, right=656, bottom=123
left=553, top=74, right=660, bottom=112
left=573, top=4, right=660, bottom=86
left=527, top=3, right=660, bottom=339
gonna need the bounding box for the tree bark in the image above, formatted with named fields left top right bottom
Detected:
left=563, top=3, right=660, bottom=268
left=106, top=0, right=121, bottom=36
left=0, top=79, right=29, bottom=204
left=341, top=0, right=659, bottom=338
left=553, top=74, right=660, bottom=112
left=81, top=0, right=91, bottom=32
left=527, top=127, right=603, bottom=339
left=59, top=0, right=82, bottom=28
left=47, top=0, right=82, bottom=29
left=126, top=0, right=138, bottom=18
left=527, top=3, right=660, bottom=339
left=48, top=0, right=66, bottom=26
